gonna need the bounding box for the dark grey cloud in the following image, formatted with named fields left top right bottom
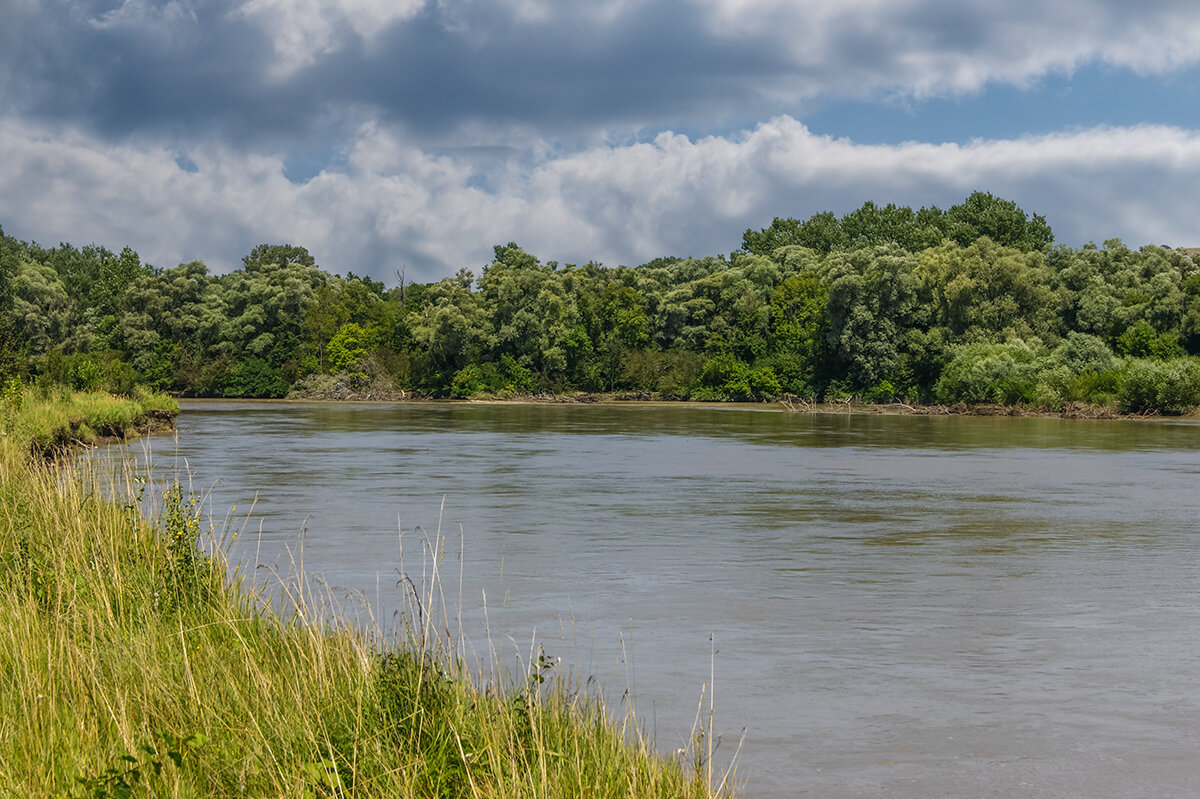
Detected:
left=7, top=0, right=1199, bottom=154
left=4, top=1, right=281, bottom=140
left=5, top=1, right=1200, bottom=284
left=1, top=0, right=787, bottom=148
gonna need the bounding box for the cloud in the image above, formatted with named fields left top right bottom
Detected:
left=695, top=0, right=1200, bottom=94
left=232, top=0, right=425, bottom=74
left=5, top=0, right=1200, bottom=146
left=4, top=117, right=1200, bottom=284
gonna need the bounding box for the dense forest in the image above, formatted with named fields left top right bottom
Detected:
left=4, top=191, right=1200, bottom=413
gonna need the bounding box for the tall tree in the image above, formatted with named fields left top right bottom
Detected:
left=946, top=192, right=1053, bottom=251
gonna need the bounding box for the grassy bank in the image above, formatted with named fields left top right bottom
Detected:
left=1, top=384, right=179, bottom=458
left=0, top=390, right=726, bottom=797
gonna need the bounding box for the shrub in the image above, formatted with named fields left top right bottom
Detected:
left=934, top=340, right=1043, bottom=404
left=1115, top=320, right=1185, bottom=359
left=327, top=323, right=369, bottom=373
left=695, top=354, right=780, bottom=401
left=1051, top=332, right=1115, bottom=374
left=765, top=352, right=816, bottom=398
left=223, top=358, right=289, bottom=398
left=1119, top=357, right=1200, bottom=414
left=862, top=380, right=897, bottom=404
left=449, top=363, right=499, bottom=398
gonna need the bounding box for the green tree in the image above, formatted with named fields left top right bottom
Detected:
left=119, top=261, right=213, bottom=388
left=0, top=226, right=21, bottom=374
left=11, top=261, right=78, bottom=357
left=821, top=244, right=926, bottom=392
left=242, top=243, right=316, bottom=272
left=841, top=201, right=947, bottom=252
left=91, top=246, right=147, bottom=350
left=934, top=340, right=1046, bottom=404
left=328, top=322, right=369, bottom=372
left=916, top=238, right=1057, bottom=345
left=476, top=244, right=580, bottom=379
left=945, top=192, right=1053, bottom=251
left=768, top=273, right=828, bottom=394
left=742, top=217, right=802, bottom=256
left=409, top=269, right=483, bottom=383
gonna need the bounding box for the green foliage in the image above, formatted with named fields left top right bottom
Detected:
left=1051, top=332, right=1115, bottom=374
left=1, top=376, right=21, bottom=434
left=1115, top=319, right=1185, bottom=358
left=223, top=358, right=289, bottom=398
left=449, top=363, right=495, bottom=398
left=374, top=653, right=475, bottom=796
left=157, top=483, right=209, bottom=611
left=12, top=260, right=78, bottom=356
left=242, top=243, right=315, bottom=272
left=742, top=214, right=850, bottom=255
left=744, top=192, right=1050, bottom=259
left=9, top=195, right=1200, bottom=411
left=0, top=225, right=16, bottom=307
left=764, top=353, right=815, bottom=397
left=327, top=322, right=369, bottom=373
left=822, top=244, right=926, bottom=390
left=917, top=238, right=1056, bottom=344
left=449, top=354, right=537, bottom=398
left=299, top=758, right=346, bottom=798
left=945, top=191, right=1053, bottom=251
left=66, top=732, right=206, bottom=798
left=841, top=201, right=947, bottom=252
left=1118, top=357, right=1200, bottom=414
left=862, top=380, right=898, bottom=404
left=695, top=354, right=780, bottom=401
left=934, top=340, right=1045, bottom=405
left=476, top=244, right=579, bottom=376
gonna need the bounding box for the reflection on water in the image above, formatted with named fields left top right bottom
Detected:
left=96, top=401, right=1200, bottom=798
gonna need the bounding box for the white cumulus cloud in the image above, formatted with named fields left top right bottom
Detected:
left=3, top=118, right=1200, bottom=283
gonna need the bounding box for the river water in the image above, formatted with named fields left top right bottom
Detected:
left=103, top=400, right=1200, bottom=797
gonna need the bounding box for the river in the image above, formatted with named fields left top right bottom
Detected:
left=101, top=400, right=1200, bottom=798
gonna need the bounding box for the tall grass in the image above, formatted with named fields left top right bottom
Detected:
left=0, top=384, right=179, bottom=458
left=0, top=390, right=731, bottom=797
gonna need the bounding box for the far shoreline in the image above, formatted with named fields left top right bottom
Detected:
left=173, top=392, right=1200, bottom=422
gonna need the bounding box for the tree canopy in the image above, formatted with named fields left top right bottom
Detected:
left=6, top=191, right=1200, bottom=414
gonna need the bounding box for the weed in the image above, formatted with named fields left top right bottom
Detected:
left=0, top=375, right=21, bottom=434
left=63, top=732, right=206, bottom=799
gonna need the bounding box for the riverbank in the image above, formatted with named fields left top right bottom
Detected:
left=281, top=378, right=1200, bottom=421
left=4, top=387, right=179, bottom=457
left=0, top=390, right=726, bottom=797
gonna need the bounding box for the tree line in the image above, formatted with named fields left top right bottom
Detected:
left=4, top=191, right=1200, bottom=413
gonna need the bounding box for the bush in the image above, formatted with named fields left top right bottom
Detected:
left=1051, top=332, right=1115, bottom=374
left=694, top=354, right=780, bottom=401
left=449, top=363, right=499, bottom=398
left=327, top=323, right=369, bottom=373
left=1116, top=320, right=1185, bottom=359
left=862, top=380, right=897, bottom=404
left=934, top=340, right=1043, bottom=404
left=765, top=352, right=816, bottom=398
left=619, top=349, right=704, bottom=397
left=1119, top=357, right=1200, bottom=414
left=448, top=356, right=537, bottom=398
left=223, top=358, right=289, bottom=398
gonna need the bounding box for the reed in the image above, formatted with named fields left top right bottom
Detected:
left=0, top=389, right=732, bottom=798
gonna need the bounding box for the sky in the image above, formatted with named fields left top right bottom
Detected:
left=4, top=1, right=1200, bottom=283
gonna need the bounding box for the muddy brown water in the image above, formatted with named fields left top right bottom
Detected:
left=97, top=400, right=1200, bottom=798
